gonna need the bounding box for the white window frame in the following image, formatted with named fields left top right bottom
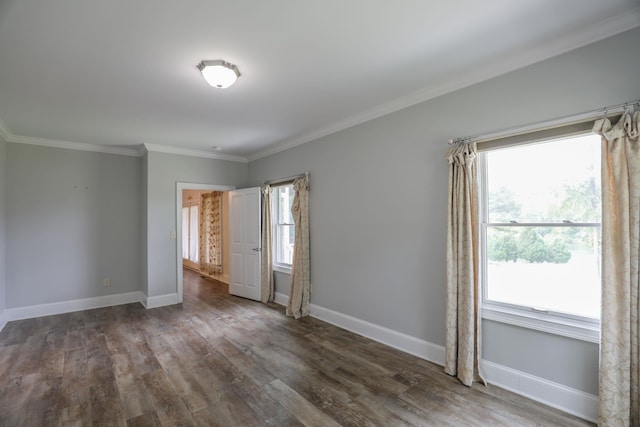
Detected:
left=272, top=184, right=295, bottom=273
left=478, top=132, right=601, bottom=343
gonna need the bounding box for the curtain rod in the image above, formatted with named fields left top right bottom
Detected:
left=264, top=172, right=309, bottom=186
left=448, top=99, right=640, bottom=145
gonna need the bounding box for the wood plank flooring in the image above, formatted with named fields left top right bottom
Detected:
left=0, top=269, right=594, bottom=426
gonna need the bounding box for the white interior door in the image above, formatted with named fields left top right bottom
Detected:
left=229, top=187, right=262, bottom=301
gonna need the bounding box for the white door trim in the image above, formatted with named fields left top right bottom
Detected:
left=176, top=182, right=235, bottom=303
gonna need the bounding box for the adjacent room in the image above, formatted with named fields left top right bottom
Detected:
left=0, top=1, right=639, bottom=425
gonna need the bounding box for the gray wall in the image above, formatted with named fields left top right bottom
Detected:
left=144, top=151, right=248, bottom=297
left=273, top=270, right=290, bottom=298
left=6, top=144, right=142, bottom=307
left=483, top=320, right=600, bottom=394
left=0, top=137, right=6, bottom=316
left=249, top=27, right=640, bottom=395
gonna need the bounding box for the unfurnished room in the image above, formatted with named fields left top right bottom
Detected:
left=0, top=1, right=639, bottom=426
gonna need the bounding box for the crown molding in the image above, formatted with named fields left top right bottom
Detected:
left=247, top=10, right=640, bottom=162
left=12, top=134, right=142, bottom=157
left=2, top=8, right=638, bottom=164
left=142, top=143, right=248, bottom=163
left=0, top=118, right=248, bottom=162
left=0, top=118, right=141, bottom=156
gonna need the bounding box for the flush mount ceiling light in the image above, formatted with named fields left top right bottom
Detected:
left=197, top=60, right=241, bottom=89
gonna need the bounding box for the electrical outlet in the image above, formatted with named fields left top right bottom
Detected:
left=103, top=278, right=111, bottom=287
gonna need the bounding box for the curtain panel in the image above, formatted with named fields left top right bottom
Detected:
left=594, top=110, right=640, bottom=427
left=445, top=142, right=485, bottom=387
left=200, top=191, right=223, bottom=275
left=287, top=176, right=310, bottom=319
left=261, top=185, right=274, bottom=303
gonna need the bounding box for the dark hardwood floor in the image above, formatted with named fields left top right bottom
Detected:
left=0, top=269, right=593, bottom=426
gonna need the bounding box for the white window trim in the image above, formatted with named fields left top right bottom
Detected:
left=478, top=138, right=601, bottom=343
left=273, top=264, right=292, bottom=274
left=482, top=303, right=600, bottom=343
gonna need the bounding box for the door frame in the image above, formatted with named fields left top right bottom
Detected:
left=176, top=182, right=235, bottom=303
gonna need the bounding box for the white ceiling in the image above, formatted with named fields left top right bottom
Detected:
left=0, top=0, right=639, bottom=161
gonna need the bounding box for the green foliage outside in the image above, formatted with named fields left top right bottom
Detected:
left=488, top=228, right=572, bottom=264
left=488, top=230, right=519, bottom=262
left=487, top=175, right=599, bottom=264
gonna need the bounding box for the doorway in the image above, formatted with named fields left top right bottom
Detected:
left=176, top=182, right=235, bottom=303
left=181, top=189, right=230, bottom=282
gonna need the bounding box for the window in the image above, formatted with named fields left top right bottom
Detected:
left=273, top=184, right=295, bottom=267
left=480, top=133, right=601, bottom=335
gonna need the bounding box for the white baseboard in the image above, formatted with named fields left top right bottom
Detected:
left=273, top=292, right=595, bottom=422
left=273, top=292, right=444, bottom=365
left=7, top=289, right=592, bottom=422
left=3, top=291, right=182, bottom=323
left=0, top=310, right=6, bottom=332
left=310, top=302, right=446, bottom=365
left=208, top=273, right=229, bottom=285
left=481, top=360, right=598, bottom=423
left=5, top=292, right=144, bottom=321
left=192, top=269, right=230, bottom=285
left=274, top=291, right=289, bottom=307
left=141, top=293, right=179, bottom=309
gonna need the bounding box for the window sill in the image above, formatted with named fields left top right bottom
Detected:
left=273, top=265, right=292, bottom=274
left=482, top=305, right=600, bottom=344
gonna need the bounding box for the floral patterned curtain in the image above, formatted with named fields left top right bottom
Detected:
left=594, top=110, right=640, bottom=427
left=200, top=191, right=223, bottom=275
left=444, top=141, right=485, bottom=387
left=286, top=176, right=310, bottom=319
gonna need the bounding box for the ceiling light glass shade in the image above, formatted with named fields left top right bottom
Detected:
left=197, top=60, right=241, bottom=89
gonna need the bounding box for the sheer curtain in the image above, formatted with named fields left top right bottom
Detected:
left=182, top=204, right=199, bottom=263
left=200, top=191, right=223, bottom=275
left=261, top=185, right=274, bottom=303
left=182, top=207, right=190, bottom=259
left=286, top=176, right=310, bottom=319
left=189, top=205, right=199, bottom=262
left=594, top=110, right=640, bottom=426
left=444, top=142, right=485, bottom=387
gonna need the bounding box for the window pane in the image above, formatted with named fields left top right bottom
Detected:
left=487, top=134, right=601, bottom=223
left=486, top=226, right=601, bottom=318
left=276, top=185, right=294, bottom=225
left=276, top=224, right=295, bottom=264
left=273, top=184, right=295, bottom=266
